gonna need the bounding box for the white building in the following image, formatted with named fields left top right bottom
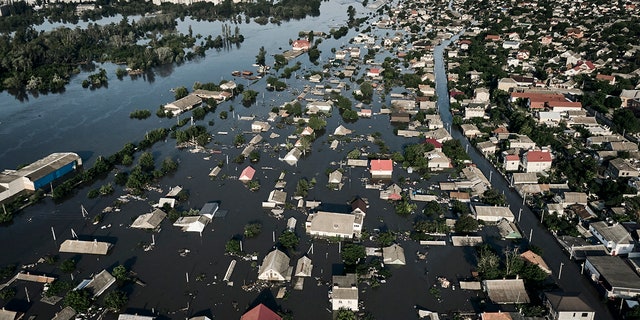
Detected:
left=472, top=205, right=515, bottom=223
left=306, top=211, right=363, bottom=239
left=544, top=292, right=595, bottom=320
left=331, top=274, right=359, bottom=311
left=589, top=221, right=634, bottom=256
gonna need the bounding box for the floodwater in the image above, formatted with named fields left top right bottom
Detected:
left=0, top=1, right=490, bottom=319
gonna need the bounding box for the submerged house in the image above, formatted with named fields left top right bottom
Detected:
left=331, top=273, right=359, bottom=311
left=173, top=215, right=210, bottom=233
left=239, top=166, right=256, bottom=182
left=258, top=248, right=292, bottom=281
left=130, top=209, right=166, bottom=229
left=306, top=210, right=364, bottom=239
left=282, top=148, right=302, bottom=166
left=370, top=159, right=393, bottom=179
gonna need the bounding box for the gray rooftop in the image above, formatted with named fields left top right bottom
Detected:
left=59, top=239, right=112, bottom=255
left=483, top=279, right=530, bottom=304
left=590, top=221, right=633, bottom=244
left=544, top=292, right=593, bottom=312
left=587, top=255, right=640, bottom=289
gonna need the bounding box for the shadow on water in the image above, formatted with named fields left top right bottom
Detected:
left=246, top=287, right=278, bottom=313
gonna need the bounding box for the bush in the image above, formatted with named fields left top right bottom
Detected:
left=244, top=223, right=262, bottom=238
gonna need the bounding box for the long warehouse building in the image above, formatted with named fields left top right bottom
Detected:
left=0, top=152, right=82, bottom=203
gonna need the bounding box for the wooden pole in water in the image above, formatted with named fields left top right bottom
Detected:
left=25, top=287, right=30, bottom=303
left=272, top=231, right=275, bottom=243
left=51, top=227, right=56, bottom=241
left=240, top=240, right=243, bottom=252
left=185, top=272, right=189, bottom=283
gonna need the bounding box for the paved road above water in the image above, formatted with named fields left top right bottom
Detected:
left=433, top=32, right=615, bottom=320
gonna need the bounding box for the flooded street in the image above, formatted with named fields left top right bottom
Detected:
left=0, top=1, right=491, bottom=319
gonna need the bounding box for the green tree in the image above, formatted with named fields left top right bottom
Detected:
left=104, top=290, right=128, bottom=311
left=454, top=214, right=478, bottom=234
left=244, top=222, right=262, bottom=238
left=336, top=308, right=357, bottom=320
left=449, top=199, right=471, bottom=216
left=161, top=157, right=178, bottom=174
left=174, top=86, right=188, bottom=100
left=46, top=280, right=73, bottom=297
left=64, top=288, right=92, bottom=312
left=279, top=230, right=299, bottom=249
left=482, top=188, right=507, bottom=206
left=112, top=265, right=129, bottom=282
left=255, top=46, right=266, bottom=66
left=423, top=200, right=444, bottom=217
left=476, top=246, right=501, bottom=280
left=0, top=287, right=16, bottom=301
left=138, top=152, right=155, bottom=172
left=225, top=239, right=241, bottom=254
left=308, top=115, right=327, bottom=130
left=234, top=134, right=246, bottom=146
left=358, top=81, right=373, bottom=101
left=341, top=243, right=366, bottom=265
left=394, top=198, right=417, bottom=217
left=347, top=149, right=361, bottom=159
left=376, top=231, right=395, bottom=247
left=249, top=150, right=261, bottom=162
left=60, top=259, right=76, bottom=273
left=613, top=108, right=640, bottom=134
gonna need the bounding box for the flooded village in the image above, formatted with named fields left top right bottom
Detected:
left=2, top=0, right=640, bottom=319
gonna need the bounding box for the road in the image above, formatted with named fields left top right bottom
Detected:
left=433, top=32, right=615, bottom=320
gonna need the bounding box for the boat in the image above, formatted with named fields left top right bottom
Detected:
left=231, top=71, right=241, bottom=76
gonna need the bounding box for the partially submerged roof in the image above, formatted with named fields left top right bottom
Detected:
left=240, top=303, right=282, bottom=320
left=59, top=239, right=112, bottom=255
left=131, top=209, right=167, bottom=229
left=295, top=256, right=313, bottom=277
left=483, top=279, right=530, bottom=304
left=199, top=202, right=219, bottom=219
left=84, top=269, right=116, bottom=297
left=52, top=306, right=76, bottom=320
left=383, top=244, right=406, bottom=265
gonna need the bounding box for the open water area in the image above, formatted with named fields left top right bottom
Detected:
left=0, top=1, right=499, bottom=319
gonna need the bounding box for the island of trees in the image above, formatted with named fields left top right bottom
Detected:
left=0, top=0, right=321, bottom=97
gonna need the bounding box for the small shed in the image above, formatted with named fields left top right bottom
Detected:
left=328, top=170, right=343, bottom=184
left=334, top=125, right=353, bottom=136
left=294, top=256, right=313, bottom=277
left=208, top=166, right=222, bottom=177
left=382, top=244, right=406, bottom=265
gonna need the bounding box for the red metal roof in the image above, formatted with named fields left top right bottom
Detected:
left=425, top=138, right=443, bottom=148
left=370, top=159, right=393, bottom=172
left=239, top=166, right=256, bottom=180
left=240, top=304, right=282, bottom=320
left=526, top=151, right=551, bottom=162
left=505, top=154, right=520, bottom=161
